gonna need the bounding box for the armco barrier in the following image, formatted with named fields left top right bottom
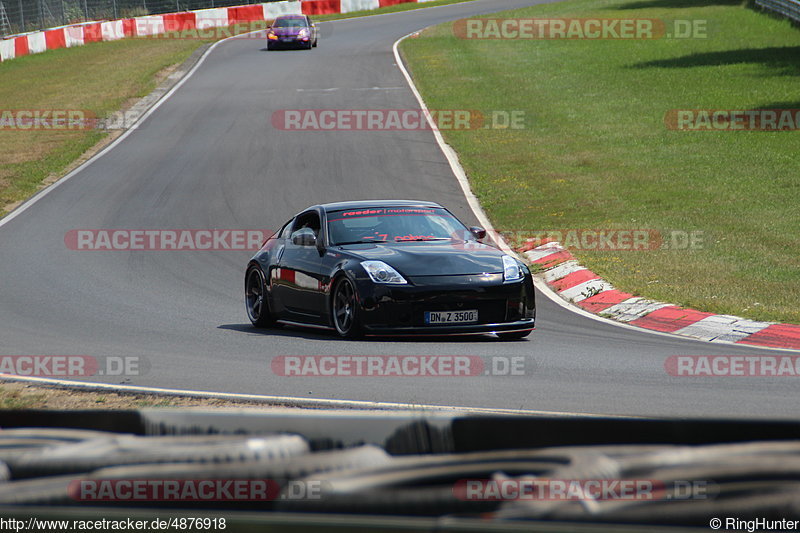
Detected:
left=196, top=8, right=229, bottom=30
left=379, top=0, right=415, bottom=7
left=755, top=0, right=800, bottom=22
left=0, top=0, right=437, bottom=63
left=342, top=0, right=381, bottom=12
left=303, top=0, right=343, bottom=15
left=228, top=5, right=266, bottom=23
left=44, top=28, right=67, bottom=50
left=164, top=13, right=198, bottom=33
left=265, top=2, right=303, bottom=17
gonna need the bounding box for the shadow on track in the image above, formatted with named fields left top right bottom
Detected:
left=218, top=324, right=530, bottom=343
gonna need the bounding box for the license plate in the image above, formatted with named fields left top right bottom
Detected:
left=424, top=310, right=478, bottom=324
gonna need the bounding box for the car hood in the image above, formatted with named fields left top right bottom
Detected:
left=340, top=241, right=506, bottom=277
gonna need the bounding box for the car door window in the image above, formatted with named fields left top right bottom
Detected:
left=290, top=212, right=321, bottom=241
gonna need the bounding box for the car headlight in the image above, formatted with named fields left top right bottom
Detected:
left=361, top=261, right=407, bottom=285
left=298, top=28, right=310, bottom=37
left=267, top=31, right=277, bottom=40
left=502, top=255, right=524, bottom=282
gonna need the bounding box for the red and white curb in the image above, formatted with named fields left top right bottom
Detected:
left=521, top=241, right=800, bottom=351
left=0, top=0, right=441, bottom=63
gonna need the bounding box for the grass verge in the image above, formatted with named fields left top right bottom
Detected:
left=400, top=0, right=800, bottom=324
left=0, top=0, right=476, bottom=217
left=0, top=38, right=204, bottom=214
left=0, top=381, right=288, bottom=409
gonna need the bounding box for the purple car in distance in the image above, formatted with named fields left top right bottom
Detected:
left=267, top=15, right=319, bottom=50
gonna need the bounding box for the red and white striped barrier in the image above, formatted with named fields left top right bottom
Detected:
left=520, top=241, right=800, bottom=350
left=0, top=0, right=431, bottom=62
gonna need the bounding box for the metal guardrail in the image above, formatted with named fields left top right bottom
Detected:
left=755, top=0, right=800, bottom=23
left=1, top=0, right=280, bottom=37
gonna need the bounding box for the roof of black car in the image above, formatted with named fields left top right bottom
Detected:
left=319, top=200, right=442, bottom=212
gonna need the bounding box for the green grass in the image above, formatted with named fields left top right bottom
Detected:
left=0, top=37, right=203, bottom=212
left=0, top=388, right=47, bottom=409
left=400, top=0, right=800, bottom=324
left=0, top=0, right=476, bottom=216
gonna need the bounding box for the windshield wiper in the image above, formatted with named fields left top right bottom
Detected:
left=397, top=238, right=451, bottom=242
left=334, top=240, right=389, bottom=246
left=335, top=238, right=451, bottom=245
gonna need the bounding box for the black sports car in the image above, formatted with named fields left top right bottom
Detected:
left=244, top=201, right=536, bottom=338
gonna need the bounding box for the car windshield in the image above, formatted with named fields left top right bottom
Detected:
left=327, top=207, right=473, bottom=245
left=273, top=18, right=308, bottom=28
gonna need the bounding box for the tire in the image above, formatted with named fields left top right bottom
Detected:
left=245, top=266, right=273, bottom=328
left=332, top=276, right=361, bottom=339
left=305, top=40, right=313, bottom=50
left=312, top=37, right=318, bottom=48
left=497, top=330, right=532, bottom=340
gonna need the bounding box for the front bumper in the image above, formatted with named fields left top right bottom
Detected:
left=353, top=273, right=536, bottom=336
left=267, top=35, right=310, bottom=47
left=362, top=319, right=535, bottom=337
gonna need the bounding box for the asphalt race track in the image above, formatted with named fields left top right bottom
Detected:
left=0, top=0, right=793, bottom=418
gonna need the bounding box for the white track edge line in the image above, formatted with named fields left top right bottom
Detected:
left=392, top=32, right=799, bottom=355
left=0, top=375, right=636, bottom=418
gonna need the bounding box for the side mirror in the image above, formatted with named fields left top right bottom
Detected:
left=469, top=226, right=487, bottom=240
left=292, top=228, right=317, bottom=247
